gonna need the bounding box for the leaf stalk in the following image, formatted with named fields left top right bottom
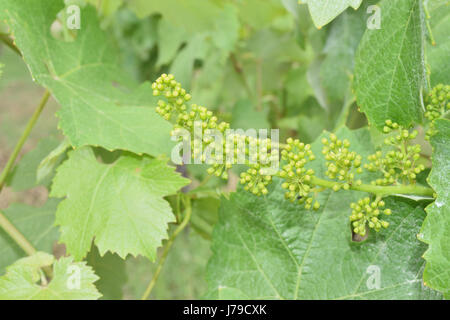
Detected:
left=141, top=195, right=193, bottom=300
left=0, top=90, right=50, bottom=191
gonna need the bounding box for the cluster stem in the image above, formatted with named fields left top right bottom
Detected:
left=310, top=176, right=434, bottom=197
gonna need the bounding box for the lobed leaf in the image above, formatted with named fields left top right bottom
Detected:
left=50, top=147, right=190, bottom=260
left=0, top=252, right=101, bottom=300
left=419, top=119, right=450, bottom=298
left=1, top=0, right=174, bottom=156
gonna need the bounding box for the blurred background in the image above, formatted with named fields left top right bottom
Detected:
left=0, top=0, right=379, bottom=299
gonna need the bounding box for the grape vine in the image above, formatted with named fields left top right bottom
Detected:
left=0, top=0, right=448, bottom=302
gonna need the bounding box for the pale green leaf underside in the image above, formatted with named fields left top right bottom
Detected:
left=0, top=200, right=60, bottom=274
left=1, top=0, right=174, bottom=156
left=206, top=127, right=441, bottom=300
left=304, top=0, right=363, bottom=28
left=0, top=252, right=101, bottom=300
left=420, top=119, right=450, bottom=298
left=50, top=148, right=190, bottom=260
left=354, top=0, right=425, bottom=129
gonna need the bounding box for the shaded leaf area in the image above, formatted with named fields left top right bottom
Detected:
left=86, top=245, right=127, bottom=300
left=0, top=200, right=60, bottom=273
left=206, top=127, right=441, bottom=299
left=354, top=0, right=425, bottom=129
left=50, top=147, right=190, bottom=261
left=0, top=0, right=174, bottom=156
left=420, top=119, right=450, bottom=298
left=124, top=229, right=210, bottom=299
left=6, top=137, right=63, bottom=191
left=0, top=252, right=101, bottom=300
left=320, top=3, right=369, bottom=103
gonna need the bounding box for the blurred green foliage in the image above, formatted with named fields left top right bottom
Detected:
left=0, top=0, right=388, bottom=299
left=4, top=0, right=442, bottom=299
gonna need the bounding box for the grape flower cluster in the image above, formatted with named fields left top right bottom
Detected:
left=321, top=134, right=362, bottom=191
left=350, top=197, right=391, bottom=236
left=279, top=138, right=319, bottom=210
left=364, top=120, right=425, bottom=185
left=424, top=84, right=449, bottom=139
left=152, top=74, right=433, bottom=238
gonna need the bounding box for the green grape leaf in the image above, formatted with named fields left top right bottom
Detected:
left=304, top=0, right=363, bottom=28
left=0, top=252, right=101, bottom=300
left=155, top=19, right=186, bottom=68
left=211, top=3, right=240, bottom=52
left=426, top=0, right=450, bottom=85
left=86, top=245, right=127, bottom=300
left=1, top=0, right=174, bottom=156
left=37, top=139, right=71, bottom=184
left=50, top=147, right=190, bottom=260
left=419, top=119, right=450, bottom=298
left=218, top=286, right=250, bottom=300
left=354, top=0, right=425, bottom=130
left=191, top=197, right=220, bottom=240
left=0, top=200, right=60, bottom=273
left=231, top=99, right=270, bottom=131
left=127, top=0, right=221, bottom=33
left=285, top=67, right=314, bottom=112
left=6, top=137, right=62, bottom=191
left=85, top=0, right=123, bottom=18
left=206, top=127, right=441, bottom=299
left=320, top=5, right=367, bottom=102
left=169, top=34, right=208, bottom=90
left=237, top=0, right=287, bottom=29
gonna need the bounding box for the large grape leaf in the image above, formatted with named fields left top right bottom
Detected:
left=0, top=252, right=101, bottom=300
left=419, top=119, right=450, bottom=298
left=304, top=0, right=363, bottom=28
left=0, top=0, right=174, bottom=156
left=426, top=0, right=450, bottom=85
left=354, top=0, right=425, bottom=130
left=0, top=200, right=60, bottom=273
left=206, top=127, right=441, bottom=299
left=50, top=147, right=190, bottom=260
